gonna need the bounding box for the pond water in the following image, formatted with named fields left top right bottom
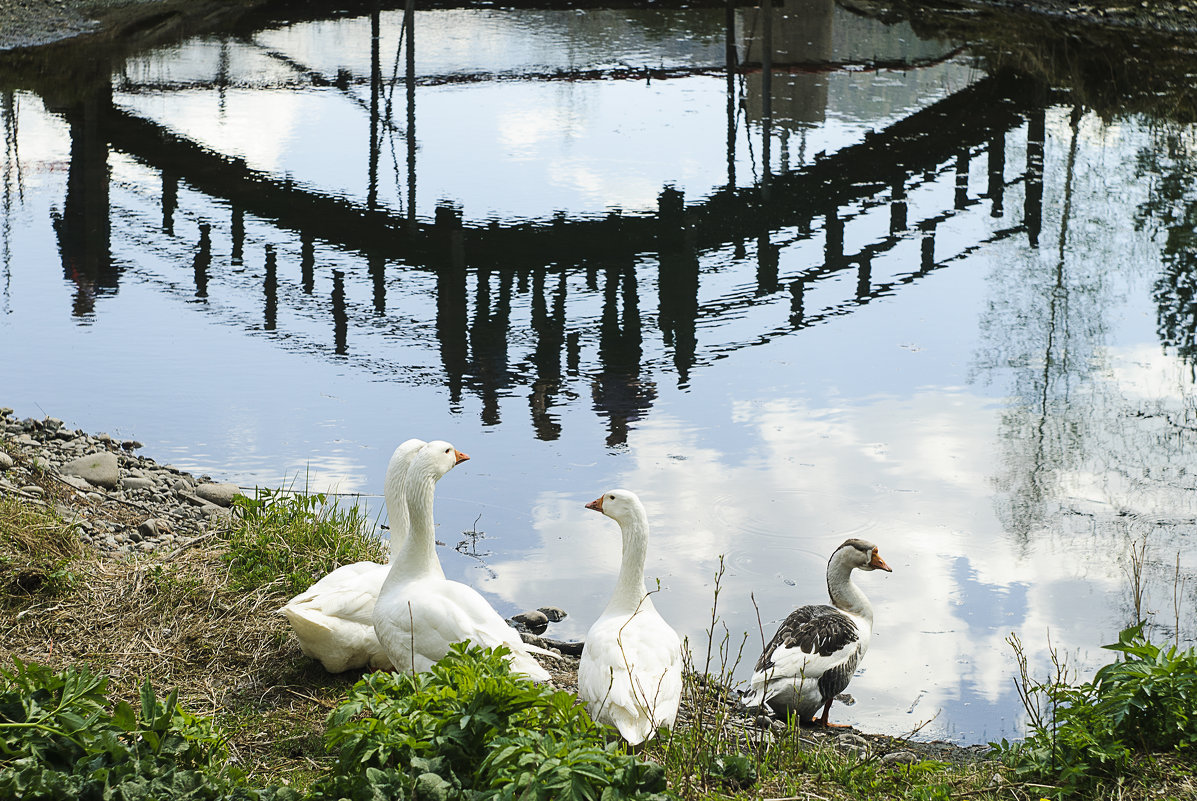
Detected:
left=3, top=0, right=1197, bottom=745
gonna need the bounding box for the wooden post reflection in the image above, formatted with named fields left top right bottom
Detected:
left=301, top=233, right=314, bottom=294
left=162, top=170, right=177, bottom=234
left=332, top=269, right=347, bottom=355
left=193, top=222, right=211, bottom=299
left=725, top=0, right=737, bottom=191
left=368, top=5, right=381, bottom=210
left=54, top=81, right=114, bottom=317
left=1025, top=109, right=1045, bottom=248
left=405, top=0, right=417, bottom=234
left=954, top=148, right=969, bottom=210
left=890, top=178, right=907, bottom=234
left=263, top=244, right=277, bottom=331
left=434, top=202, right=466, bottom=403
left=987, top=131, right=1005, bottom=217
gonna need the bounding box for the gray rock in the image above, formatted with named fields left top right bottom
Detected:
left=20, top=485, right=44, bottom=498
left=0, top=452, right=13, bottom=470
left=195, top=482, right=240, bottom=507
left=836, top=733, right=870, bottom=751
left=121, top=476, right=153, bottom=491
left=138, top=518, right=170, bottom=540
left=511, top=609, right=549, bottom=633
left=880, top=750, right=919, bottom=766
left=537, top=606, right=568, bottom=622
left=62, top=451, right=119, bottom=489
left=120, top=440, right=143, bottom=451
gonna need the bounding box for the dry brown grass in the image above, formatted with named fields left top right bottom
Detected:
left=0, top=496, right=362, bottom=788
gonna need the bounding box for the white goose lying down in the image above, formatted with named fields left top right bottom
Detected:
left=744, top=538, right=891, bottom=727
left=372, top=441, right=553, bottom=681
left=577, top=489, right=682, bottom=745
left=277, top=438, right=425, bottom=673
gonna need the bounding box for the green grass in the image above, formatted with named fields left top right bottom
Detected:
left=223, top=486, right=387, bottom=596
left=0, top=494, right=83, bottom=604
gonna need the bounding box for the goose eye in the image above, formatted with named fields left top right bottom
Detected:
left=608, top=494, right=615, bottom=500
left=445, top=447, right=452, bottom=454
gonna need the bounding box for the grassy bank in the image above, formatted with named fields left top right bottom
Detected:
left=2, top=482, right=1195, bottom=799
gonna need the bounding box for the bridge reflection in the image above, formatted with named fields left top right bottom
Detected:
left=31, top=0, right=1051, bottom=445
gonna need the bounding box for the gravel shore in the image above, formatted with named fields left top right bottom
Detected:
left=0, top=407, right=237, bottom=555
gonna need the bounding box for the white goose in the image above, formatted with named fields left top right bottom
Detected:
left=744, top=538, right=892, bottom=726
left=577, top=489, right=682, bottom=745
left=278, top=438, right=425, bottom=673
left=373, top=441, right=552, bottom=680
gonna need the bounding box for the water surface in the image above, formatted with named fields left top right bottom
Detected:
left=3, top=0, right=1196, bottom=745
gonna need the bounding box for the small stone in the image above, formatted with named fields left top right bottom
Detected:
left=0, top=452, right=13, bottom=470
left=62, top=451, right=120, bottom=490
left=510, top=609, right=549, bottom=634
left=537, top=606, right=568, bottom=622
left=20, top=485, right=45, bottom=498
left=121, top=476, right=153, bottom=491
left=880, top=750, right=918, bottom=766
left=138, top=518, right=169, bottom=539
left=121, top=440, right=143, bottom=451
left=171, top=478, right=194, bottom=493
left=837, top=733, right=869, bottom=750
left=43, top=417, right=64, bottom=432
left=195, top=482, right=240, bottom=507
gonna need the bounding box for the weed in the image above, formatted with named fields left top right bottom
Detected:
left=225, top=486, right=386, bottom=596
left=315, top=642, right=669, bottom=800
left=996, top=622, right=1197, bottom=797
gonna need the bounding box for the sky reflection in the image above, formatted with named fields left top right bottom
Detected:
left=2, top=1, right=1197, bottom=747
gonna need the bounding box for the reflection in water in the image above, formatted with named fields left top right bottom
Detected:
left=50, top=83, right=116, bottom=319
left=3, top=0, right=1197, bottom=743
left=193, top=222, right=211, bottom=299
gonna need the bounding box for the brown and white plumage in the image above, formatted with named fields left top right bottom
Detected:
left=577, top=489, right=683, bottom=745
left=277, top=438, right=425, bottom=673
left=744, top=538, right=892, bottom=726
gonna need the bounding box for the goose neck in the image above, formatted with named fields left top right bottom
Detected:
left=383, top=471, right=408, bottom=562
left=606, top=514, right=651, bottom=614
left=389, top=472, right=444, bottom=582
left=827, top=560, right=872, bottom=622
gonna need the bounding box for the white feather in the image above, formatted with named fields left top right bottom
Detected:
left=577, top=489, right=682, bottom=745
left=373, top=441, right=551, bottom=682
left=277, top=438, right=425, bottom=673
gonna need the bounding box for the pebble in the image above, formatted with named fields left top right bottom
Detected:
left=0, top=409, right=240, bottom=555
left=880, top=750, right=919, bottom=766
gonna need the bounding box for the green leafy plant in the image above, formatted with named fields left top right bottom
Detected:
left=226, top=485, right=385, bottom=596
left=995, top=622, right=1197, bottom=797
left=0, top=659, right=282, bottom=801
left=312, top=643, right=670, bottom=801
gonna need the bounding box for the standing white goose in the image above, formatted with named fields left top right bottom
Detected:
left=577, top=489, right=682, bottom=745
left=373, top=441, right=552, bottom=680
left=744, top=538, right=892, bottom=726
left=278, top=438, right=425, bottom=673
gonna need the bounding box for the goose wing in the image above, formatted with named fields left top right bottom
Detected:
left=579, top=610, right=683, bottom=744
left=375, top=578, right=551, bottom=680
left=747, top=604, right=863, bottom=708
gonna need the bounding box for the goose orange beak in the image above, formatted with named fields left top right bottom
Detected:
left=454, top=449, right=470, bottom=465
left=870, top=550, right=892, bottom=572
left=585, top=495, right=604, bottom=512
